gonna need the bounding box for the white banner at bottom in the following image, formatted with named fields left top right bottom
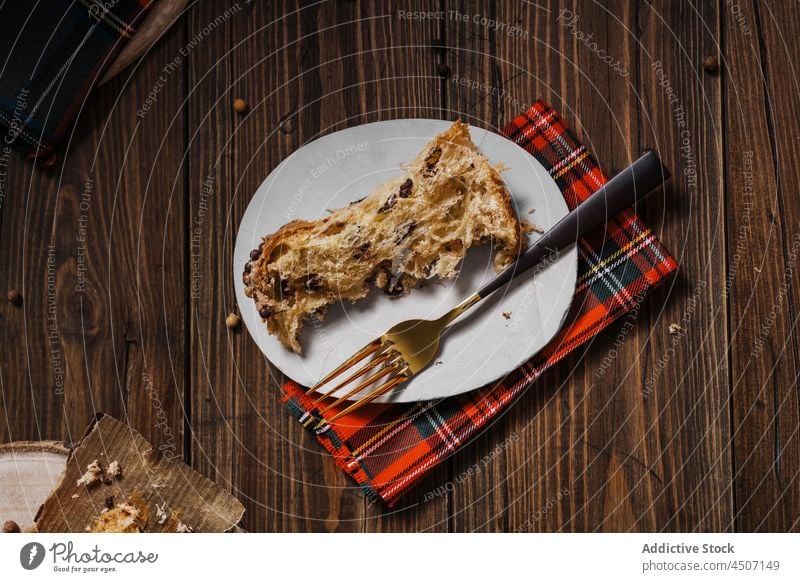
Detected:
left=1, top=533, right=797, bottom=581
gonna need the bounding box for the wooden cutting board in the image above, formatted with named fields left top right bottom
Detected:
left=35, top=415, right=244, bottom=533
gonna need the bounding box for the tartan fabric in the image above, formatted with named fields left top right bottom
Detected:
left=0, top=0, right=155, bottom=161
left=282, top=101, right=678, bottom=506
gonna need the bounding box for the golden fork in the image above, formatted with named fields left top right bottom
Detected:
left=305, top=151, right=668, bottom=426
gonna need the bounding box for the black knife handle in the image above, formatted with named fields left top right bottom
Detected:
left=477, top=150, right=669, bottom=299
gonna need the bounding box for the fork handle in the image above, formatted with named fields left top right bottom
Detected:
left=476, top=150, right=669, bottom=300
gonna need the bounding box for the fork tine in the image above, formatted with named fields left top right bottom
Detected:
left=304, top=338, right=382, bottom=395
left=326, top=370, right=410, bottom=423
left=309, top=345, right=395, bottom=406
left=318, top=359, right=403, bottom=414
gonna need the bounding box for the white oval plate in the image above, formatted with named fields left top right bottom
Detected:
left=234, top=120, right=577, bottom=403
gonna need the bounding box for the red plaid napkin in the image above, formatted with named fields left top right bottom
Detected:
left=282, top=101, right=678, bottom=506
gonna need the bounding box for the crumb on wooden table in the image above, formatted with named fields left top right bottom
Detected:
left=76, top=459, right=103, bottom=488
left=5, top=289, right=21, bottom=304
left=155, top=503, right=169, bottom=525
left=233, top=98, right=248, bottom=114
left=107, top=460, right=121, bottom=479
left=225, top=313, right=241, bottom=329
left=668, top=323, right=684, bottom=335
left=175, top=520, right=193, bottom=533
left=90, top=501, right=145, bottom=533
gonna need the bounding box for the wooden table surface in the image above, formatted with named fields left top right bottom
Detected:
left=1, top=0, right=798, bottom=532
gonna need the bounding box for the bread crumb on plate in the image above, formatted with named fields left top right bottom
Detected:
left=521, top=219, right=545, bottom=235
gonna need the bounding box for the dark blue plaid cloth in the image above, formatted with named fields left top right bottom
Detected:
left=0, top=0, right=155, bottom=162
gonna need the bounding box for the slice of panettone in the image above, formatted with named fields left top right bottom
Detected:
left=243, top=120, right=525, bottom=353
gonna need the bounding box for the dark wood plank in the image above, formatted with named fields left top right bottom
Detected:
left=486, top=0, right=593, bottom=533
left=0, top=18, right=187, bottom=458
left=632, top=0, right=731, bottom=532
left=185, top=0, right=288, bottom=532
left=0, top=149, right=65, bottom=444
left=353, top=0, right=455, bottom=532
left=498, top=0, right=653, bottom=533
left=723, top=0, right=800, bottom=532
left=186, top=0, right=449, bottom=532
left=441, top=0, right=516, bottom=532
left=109, top=26, right=188, bottom=462
left=443, top=0, right=732, bottom=531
